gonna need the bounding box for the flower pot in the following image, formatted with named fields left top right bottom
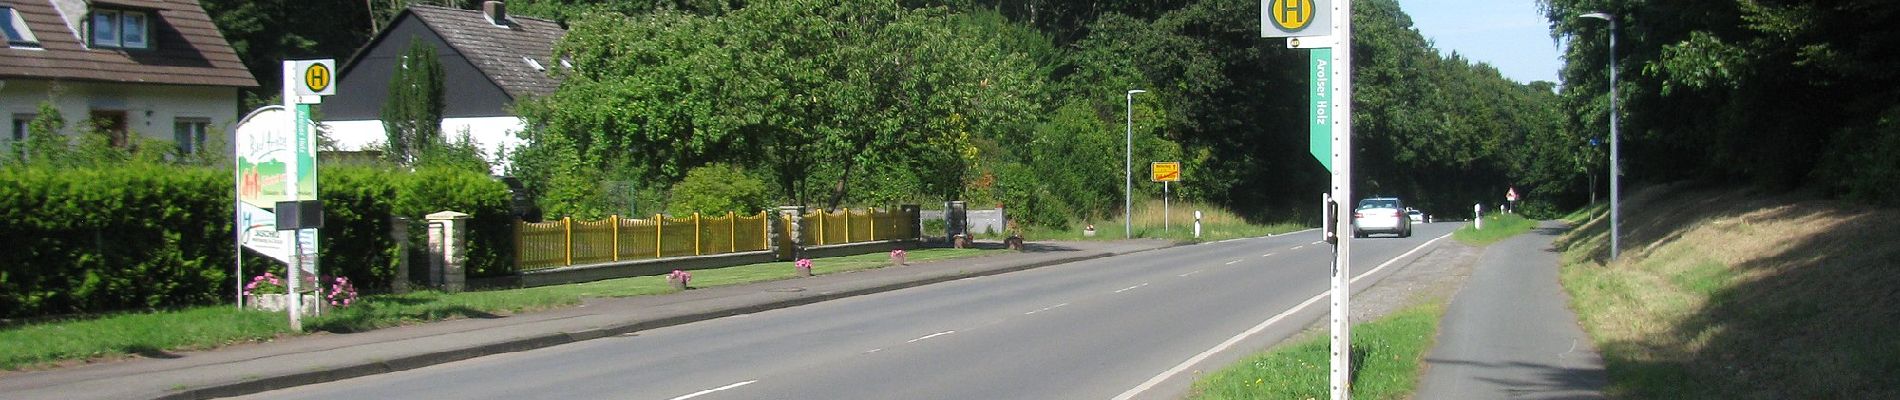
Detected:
left=795, top=267, right=812, bottom=277
left=891, top=254, right=907, bottom=266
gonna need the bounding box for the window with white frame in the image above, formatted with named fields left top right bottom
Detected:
left=8, top=114, right=34, bottom=155
left=4, top=6, right=40, bottom=47
left=174, top=118, right=210, bottom=155
left=89, top=9, right=149, bottom=49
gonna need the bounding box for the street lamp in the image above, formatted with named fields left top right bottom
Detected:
left=1580, top=11, right=1620, bottom=260
left=1125, top=89, right=1146, bottom=239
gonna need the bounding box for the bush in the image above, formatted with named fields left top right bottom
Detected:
left=668, top=163, right=772, bottom=216
left=0, top=164, right=235, bottom=317
left=0, top=163, right=514, bottom=318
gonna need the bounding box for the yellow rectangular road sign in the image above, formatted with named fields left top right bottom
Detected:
left=1151, top=162, right=1181, bottom=182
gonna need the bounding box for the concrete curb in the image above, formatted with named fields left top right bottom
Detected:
left=157, top=243, right=1172, bottom=399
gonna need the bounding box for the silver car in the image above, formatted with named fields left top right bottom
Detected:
left=1353, top=197, right=1412, bottom=238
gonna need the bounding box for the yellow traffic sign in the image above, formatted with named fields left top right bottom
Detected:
left=304, top=63, right=331, bottom=94
left=1268, top=0, right=1316, bottom=31
left=1152, top=162, right=1182, bottom=182
left=289, top=59, right=336, bottom=98
left=1260, top=0, right=1331, bottom=38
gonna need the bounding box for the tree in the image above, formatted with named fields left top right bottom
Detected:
left=381, top=38, right=445, bottom=165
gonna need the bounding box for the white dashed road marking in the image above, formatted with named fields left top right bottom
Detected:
left=907, top=331, right=956, bottom=343
left=1115, top=283, right=1150, bottom=293
left=669, top=380, right=757, bottom=400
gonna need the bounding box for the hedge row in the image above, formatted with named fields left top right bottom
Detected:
left=0, top=164, right=513, bottom=318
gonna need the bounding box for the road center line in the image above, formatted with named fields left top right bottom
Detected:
left=668, top=380, right=758, bottom=400
left=1291, top=245, right=1305, bottom=250
left=1224, top=260, right=1239, bottom=265
left=1112, top=234, right=1450, bottom=400
left=1261, top=252, right=1276, bottom=258
left=1025, top=303, right=1070, bottom=315
left=1114, top=283, right=1149, bottom=293
left=1179, top=270, right=1202, bottom=277
left=907, top=331, right=956, bottom=343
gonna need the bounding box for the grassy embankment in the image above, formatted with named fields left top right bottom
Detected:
left=1025, top=199, right=1309, bottom=242
left=1557, top=184, right=1900, bottom=398
left=0, top=248, right=993, bottom=370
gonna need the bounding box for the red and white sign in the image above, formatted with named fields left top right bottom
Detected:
left=1506, top=187, right=1519, bottom=202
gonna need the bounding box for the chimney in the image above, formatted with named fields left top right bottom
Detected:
left=483, top=1, right=508, bottom=25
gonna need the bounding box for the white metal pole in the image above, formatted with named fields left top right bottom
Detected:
left=1608, top=17, right=1621, bottom=261
left=1329, top=0, right=1354, bottom=397
left=280, top=61, right=302, bottom=331
left=1164, top=181, right=1170, bottom=231
left=1125, top=89, right=1145, bottom=238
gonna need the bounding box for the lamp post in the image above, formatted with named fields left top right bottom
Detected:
left=1125, top=89, right=1146, bottom=239
left=1580, top=12, right=1620, bottom=260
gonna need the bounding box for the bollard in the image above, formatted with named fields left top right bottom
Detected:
left=1194, top=210, right=1203, bottom=239
left=1474, top=203, right=1483, bottom=230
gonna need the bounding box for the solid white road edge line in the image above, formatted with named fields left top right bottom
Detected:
left=668, top=380, right=758, bottom=400
left=1110, top=233, right=1450, bottom=400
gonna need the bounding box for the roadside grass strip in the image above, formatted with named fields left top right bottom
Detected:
left=1188, top=302, right=1445, bottom=400
left=0, top=248, right=995, bottom=370
left=1023, top=200, right=1308, bottom=243
left=1451, top=212, right=1536, bottom=246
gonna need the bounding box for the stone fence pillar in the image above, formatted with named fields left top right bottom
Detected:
left=427, top=211, right=470, bottom=293
left=775, top=206, right=806, bottom=260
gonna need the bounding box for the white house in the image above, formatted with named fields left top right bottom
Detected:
left=1, top=0, right=255, bottom=156
left=320, top=1, right=564, bottom=174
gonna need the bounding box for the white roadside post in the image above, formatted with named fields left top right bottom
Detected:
left=1474, top=203, right=1483, bottom=230
left=1194, top=210, right=1203, bottom=239
left=1266, top=0, right=1351, bottom=397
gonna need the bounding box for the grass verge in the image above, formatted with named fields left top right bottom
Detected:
left=1557, top=184, right=1900, bottom=398
left=1026, top=199, right=1310, bottom=242
left=1451, top=212, right=1535, bottom=246
left=1189, top=302, right=1445, bottom=400
left=0, top=248, right=994, bottom=370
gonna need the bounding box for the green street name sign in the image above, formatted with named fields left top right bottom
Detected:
left=1310, top=48, right=1332, bottom=171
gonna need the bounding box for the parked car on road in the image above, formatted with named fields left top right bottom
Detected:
left=1354, top=197, right=1412, bottom=238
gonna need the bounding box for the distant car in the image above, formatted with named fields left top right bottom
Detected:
left=1353, top=197, right=1412, bottom=238
left=1406, top=209, right=1426, bottom=223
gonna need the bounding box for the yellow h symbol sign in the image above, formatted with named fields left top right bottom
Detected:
left=1270, top=0, right=1316, bottom=31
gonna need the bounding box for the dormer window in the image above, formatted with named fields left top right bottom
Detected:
left=89, top=9, right=149, bottom=50
left=3, top=6, right=40, bottom=48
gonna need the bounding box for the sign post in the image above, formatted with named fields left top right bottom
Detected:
left=1266, top=0, right=1351, bottom=398
left=280, top=59, right=334, bottom=331
left=1152, top=162, right=1181, bottom=231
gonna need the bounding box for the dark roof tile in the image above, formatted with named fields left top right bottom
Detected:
left=407, top=5, right=562, bottom=100
left=0, top=0, right=257, bottom=87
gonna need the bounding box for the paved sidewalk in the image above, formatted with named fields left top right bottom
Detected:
left=1416, top=221, right=1607, bottom=399
left=0, top=239, right=1175, bottom=400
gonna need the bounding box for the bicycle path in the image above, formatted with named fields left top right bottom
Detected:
left=1415, top=221, right=1607, bottom=399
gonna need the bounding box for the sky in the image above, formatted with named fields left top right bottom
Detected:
left=1396, top=0, right=1566, bottom=84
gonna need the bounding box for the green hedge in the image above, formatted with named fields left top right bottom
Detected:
left=0, top=164, right=513, bottom=318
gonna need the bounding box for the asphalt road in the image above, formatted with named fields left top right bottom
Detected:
left=234, top=223, right=1458, bottom=400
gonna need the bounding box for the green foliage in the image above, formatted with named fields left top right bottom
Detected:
left=668, top=163, right=772, bottom=216
left=381, top=37, right=447, bottom=165
left=0, top=165, right=235, bottom=317
left=0, top=161, right=513, bottom=318
left=1545, top=0, right=1900, bottom=205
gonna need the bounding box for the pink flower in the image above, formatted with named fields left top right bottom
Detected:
left=795, top=259, right=813, bottom=269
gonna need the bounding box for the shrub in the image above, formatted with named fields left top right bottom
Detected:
left=669, top=163, right=772, bottom=216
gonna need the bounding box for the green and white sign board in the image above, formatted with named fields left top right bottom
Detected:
left=1310, top=48, right=1333, bottom=172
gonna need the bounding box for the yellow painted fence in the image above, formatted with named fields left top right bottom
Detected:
left=517, top=208, right=917, bottom=271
